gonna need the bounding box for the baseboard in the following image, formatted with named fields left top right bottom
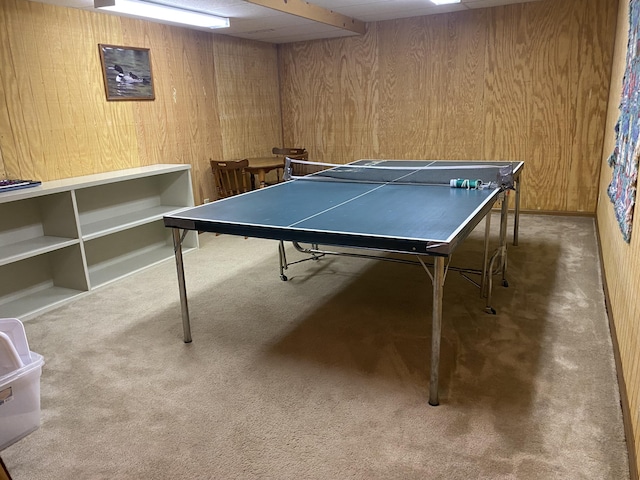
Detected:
left=519, top=209, right=596, bottom=217
left=594, top=218, right=638, bottom=480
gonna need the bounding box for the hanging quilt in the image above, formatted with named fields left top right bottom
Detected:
left=608, top=0, right=640, bottom=243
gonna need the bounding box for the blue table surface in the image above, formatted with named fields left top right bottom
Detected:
left=174, top=180, right=498, bottom=243
left=165, top=159, right=525, bottom=247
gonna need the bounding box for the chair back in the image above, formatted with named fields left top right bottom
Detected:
left=271, top=147, right=308, bottom=160
left=211, top=159, right=249, bottom=198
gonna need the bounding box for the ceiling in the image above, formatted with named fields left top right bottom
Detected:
left=32, top=0, right=543, bottom=44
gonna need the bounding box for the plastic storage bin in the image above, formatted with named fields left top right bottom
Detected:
left=0, top=318, right=44, bottom=451
left=0, top=351, right=44, bottom=451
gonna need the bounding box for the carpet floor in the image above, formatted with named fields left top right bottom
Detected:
left=0, top=213, right=630, bottom=479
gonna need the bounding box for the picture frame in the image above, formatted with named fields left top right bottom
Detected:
left=98, top=44, right=155, bottom=101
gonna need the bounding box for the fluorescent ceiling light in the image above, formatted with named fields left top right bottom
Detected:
left=430, top=0, right=462, bottom=4
left=94, top=0, right=230, bottom=29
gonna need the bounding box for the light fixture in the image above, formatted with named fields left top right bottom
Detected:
left=94, top=0, right=230, bottom=29
left=430, top=0, right=462, bottom=4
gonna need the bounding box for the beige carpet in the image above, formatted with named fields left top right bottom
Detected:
left=0, top=214, right=630, bottom=479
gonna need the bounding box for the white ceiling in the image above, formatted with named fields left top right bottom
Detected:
left=32, top=0, right=543, bottom=43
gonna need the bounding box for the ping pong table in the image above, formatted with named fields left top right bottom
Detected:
left=164, top=159, right=524, bottom=405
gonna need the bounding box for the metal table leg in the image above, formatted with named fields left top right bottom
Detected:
left=513, top=177, right=521, bottom=246
left=481, top=211, right=492, bottom=297
left=429, top=256, right=445, bottom=406
left=278, top=240, right=288, bottom=281
left=172, top=228, right=192, bottom=343
left=499, top=192, right=509, bottom=284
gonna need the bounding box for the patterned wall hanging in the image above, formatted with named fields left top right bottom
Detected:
left=608, top=0, right=640, bottom=243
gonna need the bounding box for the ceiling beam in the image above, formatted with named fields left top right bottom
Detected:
left=244, top=0, right=366, bottom=35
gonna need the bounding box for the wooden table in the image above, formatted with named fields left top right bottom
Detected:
left=245, top=157, right=285, bottom=189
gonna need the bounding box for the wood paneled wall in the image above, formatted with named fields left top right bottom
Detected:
left=0, top=0, right=281, bottom=204
left=278, top=0, right=618, bottom=213
left=598, top=0, right=640, bottom=477
left=0, top=0, right=634, bottom=474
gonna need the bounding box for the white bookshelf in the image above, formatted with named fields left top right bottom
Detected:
left=0, top=164, right=198, bottom=320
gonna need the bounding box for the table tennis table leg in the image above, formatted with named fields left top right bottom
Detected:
left=499, top=192, right=509, bottom=285
left=172, top=228, right=192, bottom=343
left=429, top=256, right=445, bottom=406
left=481, top=211, right=492, bottom=297
left=513, top=177, right=521, bottom=246
left=278, top=240, right=288, bottom=281
left=484, top=193, right=510, bottom=313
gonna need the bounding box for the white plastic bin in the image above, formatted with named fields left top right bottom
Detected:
left=0, top=351, right=44, bottom=451
left=0, top=318, right=44, bottom=452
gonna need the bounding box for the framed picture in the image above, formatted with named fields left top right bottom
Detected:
left=98, top=44, right=155, bottom=101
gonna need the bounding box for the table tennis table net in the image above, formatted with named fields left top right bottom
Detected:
left=284, top=158, right=514, bottom=189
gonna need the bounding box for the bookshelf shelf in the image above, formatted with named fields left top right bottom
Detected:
left=0, top=164, right=198, bottom=320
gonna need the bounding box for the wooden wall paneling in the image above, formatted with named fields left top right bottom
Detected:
left=0, top=94, right=11, bottom=180
left=174, top=29, right=221, bottom=204
left=100, top=19, right=142, bottom=173
left=312, top=40, right=341, bottom=162
left=277, top=0, right=615, bottom=213
left=631, top=313, right=639, bottom=415
left=627, top=290, right=640, bottom=475
left=138, top=23, right=175, bottom=168
left=597, top=0, right=640, bottom=458
left=166, top=27, right=197, bottom=166
left=278, top=42, right=314, bottom=159
left=598, top=107, right=640, bottom=480
left=569, top=0, right=618, bottom=212
left=170, top=25, right=196, bottom=166
left=0, top=3, right=18, bottom=179
left=119, top=19, right=223, bottom=204
left=86, top=11, right=129, bottom=175
left=50, top=6, right=80, bottom=179
left=179, top=30, right=207, bottom=167
left=377, top=16, right=443, bottom=160
left=0, top=0, right=281, bottom=204
left=30, top=2, right=65, bottom=180
left=483, top=5, right=532, bottom=160
left=483, top=5, right=535, bottom=210
left=440, top=10, right=487, bottom=161
left=632, top=315, right=639, bottom=465
left=374, top=20, right=406, bottom=160
left=0, top=142, right=4, bottom=178
left=151, top=24, right=183, bottom=167
left=69, top=9, right=120, bottom=176
left=184, top=32, right=222, bottom=205
left=202, top=35, right=224, bottom=204
left=336, top=24, right=378, bottom=163
left=527, top=142, right=572, bottom=211
left=2, top=0, right=39, bottom=180
left=277, top=46, right=305, bottom=152
left=280, top=39, right=341, bottom=162
left=419, top=15, right=451, bottom=160
left=213, top=35, right=281, bottom=161
left=279, top=41, right=336, bottom=160
left=526, top=2, right=573, bottom=211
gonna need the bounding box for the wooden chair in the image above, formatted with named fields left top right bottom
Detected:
left=210, top=159, right=249, bottom=199
left=272, top=147, right=308, bottom=178
left=271, top=147, right=308, bottom=159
